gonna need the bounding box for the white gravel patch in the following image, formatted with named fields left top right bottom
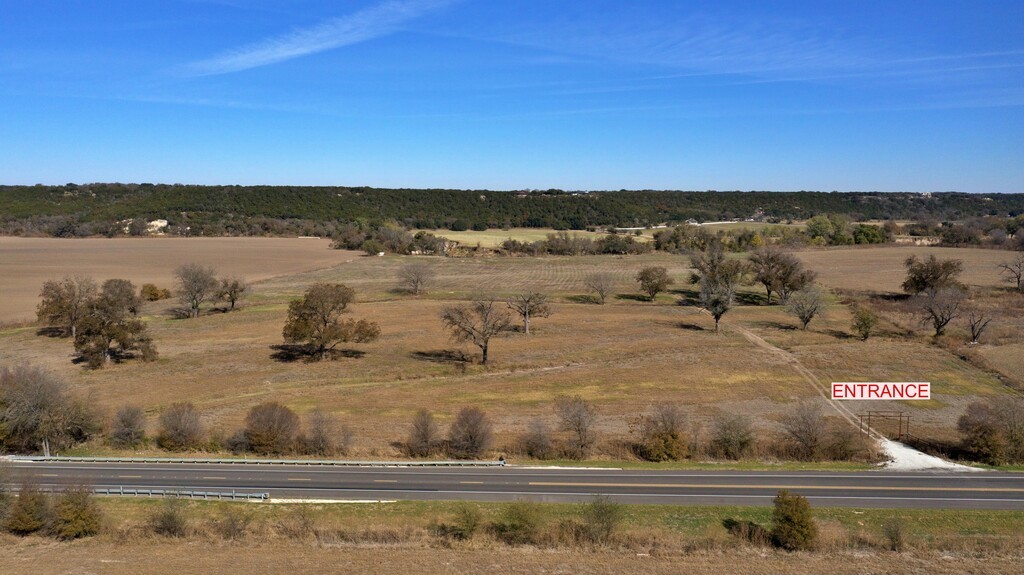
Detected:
left=880, top=439, right=982, bottom=472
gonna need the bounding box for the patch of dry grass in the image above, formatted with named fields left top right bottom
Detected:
left=794, top=245, right=1012, bottom=293
left=2, top=499, right=1023, bottom=575
left=0, top=236, right=356, bottom=323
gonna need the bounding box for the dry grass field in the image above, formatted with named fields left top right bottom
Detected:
left=8, top=541, right=1022, bottom=575
left=0, top=237, right=356, bottom=324
left=2, top=242, right=1020, bottom=454
left=793, top=245, right=1013, bottom=292
left=3, top=499, right=1023, bottom=575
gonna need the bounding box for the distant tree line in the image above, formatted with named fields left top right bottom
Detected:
left=3, top=184, right=1023, bottom=238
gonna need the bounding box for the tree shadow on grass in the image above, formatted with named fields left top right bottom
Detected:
left=678, top=322, right=706, bottom=331
left=270, top=344, right=365, bottom=363
left=823, top=329, right=854, bottom=340
left=166, top=307, right=194, bottom=320
left=411, top=349, right=471, bottom=365
left=734, top=292, right=766, bottom=306
left=35, top=326, right=67, bottom=338
left=652, top=319, right=707, bottom=331
left=615, top=293, right=650, bottom=302
left=671, top=288, right=701, bottom=306
left=565, top=294, right=601, bottom=304
left=752, top=321, right=798, bottom=331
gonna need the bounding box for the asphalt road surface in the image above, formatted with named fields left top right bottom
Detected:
left=7, top=460, right=1024, bottom=510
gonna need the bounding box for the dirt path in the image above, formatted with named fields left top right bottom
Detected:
left=729, top=323, right=871, bottom=436
left=727, top=320, right=980, bottom=471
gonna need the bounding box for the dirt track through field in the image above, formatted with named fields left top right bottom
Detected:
left=729, top=321, right=877, bottom=437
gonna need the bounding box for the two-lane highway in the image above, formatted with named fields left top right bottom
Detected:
left=7, top=459, right=1024, bottom=509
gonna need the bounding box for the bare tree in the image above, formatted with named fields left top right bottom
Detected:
left=998, top=254, right=1024, bottom=293
left=109, top=405, right=146, bottom=448
left=635, top=266, right=673, bottom=300
left=850, top=305, right=879, bottom=341
left=918, top=287, right=966, bottom=337
left=520, top=419, right=555, bottom=459
left=701, top=284, right=733, bottom=333
left=174, top=263, right=219, bottom=318
left=218, top=277, right=247, bottom=310
left=244, top=402, right=300, bottom=455
left=711, top=414, right=754, bottom=459
left=440, top=297, right=513, bottom=365
left=447, top=407, right=493, bottom=459
left=785, top=287, right=824, bottom=330
left=555, top=395, right=598, bottom=459
left=156, top=402, right=204, bottom=451
left=406, top=408, right=440, bottom=457
left=397, top=261, right=437, bottom=295
left=780, top=403, right=826, bottom=460
left=776, top=263, right=817, bottom=302
left=0, top=365, right=97, bottom=455
left=966, top=309, right=992, bottom=344
left=507, top=292, right=551, bottom=335
left=690, top=245, right=747, bottom=295
left=691, top=245, right=746, bottom=332
left=299, top=409, right=344, bottom=456
left=282, top=283, right=380, bottom=360
left=584, top=272, right=615, bottom=304
left=36, top=276, right=97, bottom=338
left=957, top=398, right=1024, bottom=465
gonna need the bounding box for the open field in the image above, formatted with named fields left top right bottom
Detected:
left=2, top=499, right=1023, bottom=574
left=2, top=244, right=1020, bottom=456
left=0, top=237, right=357, bottom=324
left=793, top=246, right=1013, bottom=292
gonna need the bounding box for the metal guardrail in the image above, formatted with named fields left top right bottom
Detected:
left=21, top=486, right=270, bottom=501
left=9, top=455, right=506, bottom=467
left=93, top=487, right=270, bottom=501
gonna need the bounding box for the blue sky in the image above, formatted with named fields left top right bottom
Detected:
left=1, top=0, right=1022, bottom=192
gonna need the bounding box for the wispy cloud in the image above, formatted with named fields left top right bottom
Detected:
left=183, top=0, right=451, bottom=76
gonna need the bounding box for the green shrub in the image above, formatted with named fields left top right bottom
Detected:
left=638, top=431, right=688, bottom=462
left=51, top=487, right=102, bottom=539
left=4, top=483, right=50, bottom=535
left=141, top=283, right=171, bottom=301
left=580, top=496, right=624, bottom=544
left=770, top=490, right=817, bottom=551
left=433, top=503, right=483, bottom=541
left=492, top=500, right=545, bottom=545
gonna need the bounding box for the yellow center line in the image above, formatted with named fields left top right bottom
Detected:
left=460, top=481, right=484, bottom=485
left=39, top=474, right=59, bottom=477
left=118, top=475, right=142, bottom=479
left=287, top=478, right=311, bottom=482
left=374, top=479, right=398, bottom=483
left=527, top=482, right=1024, bottom=493
left=202, top=476, right=227, bottom=480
